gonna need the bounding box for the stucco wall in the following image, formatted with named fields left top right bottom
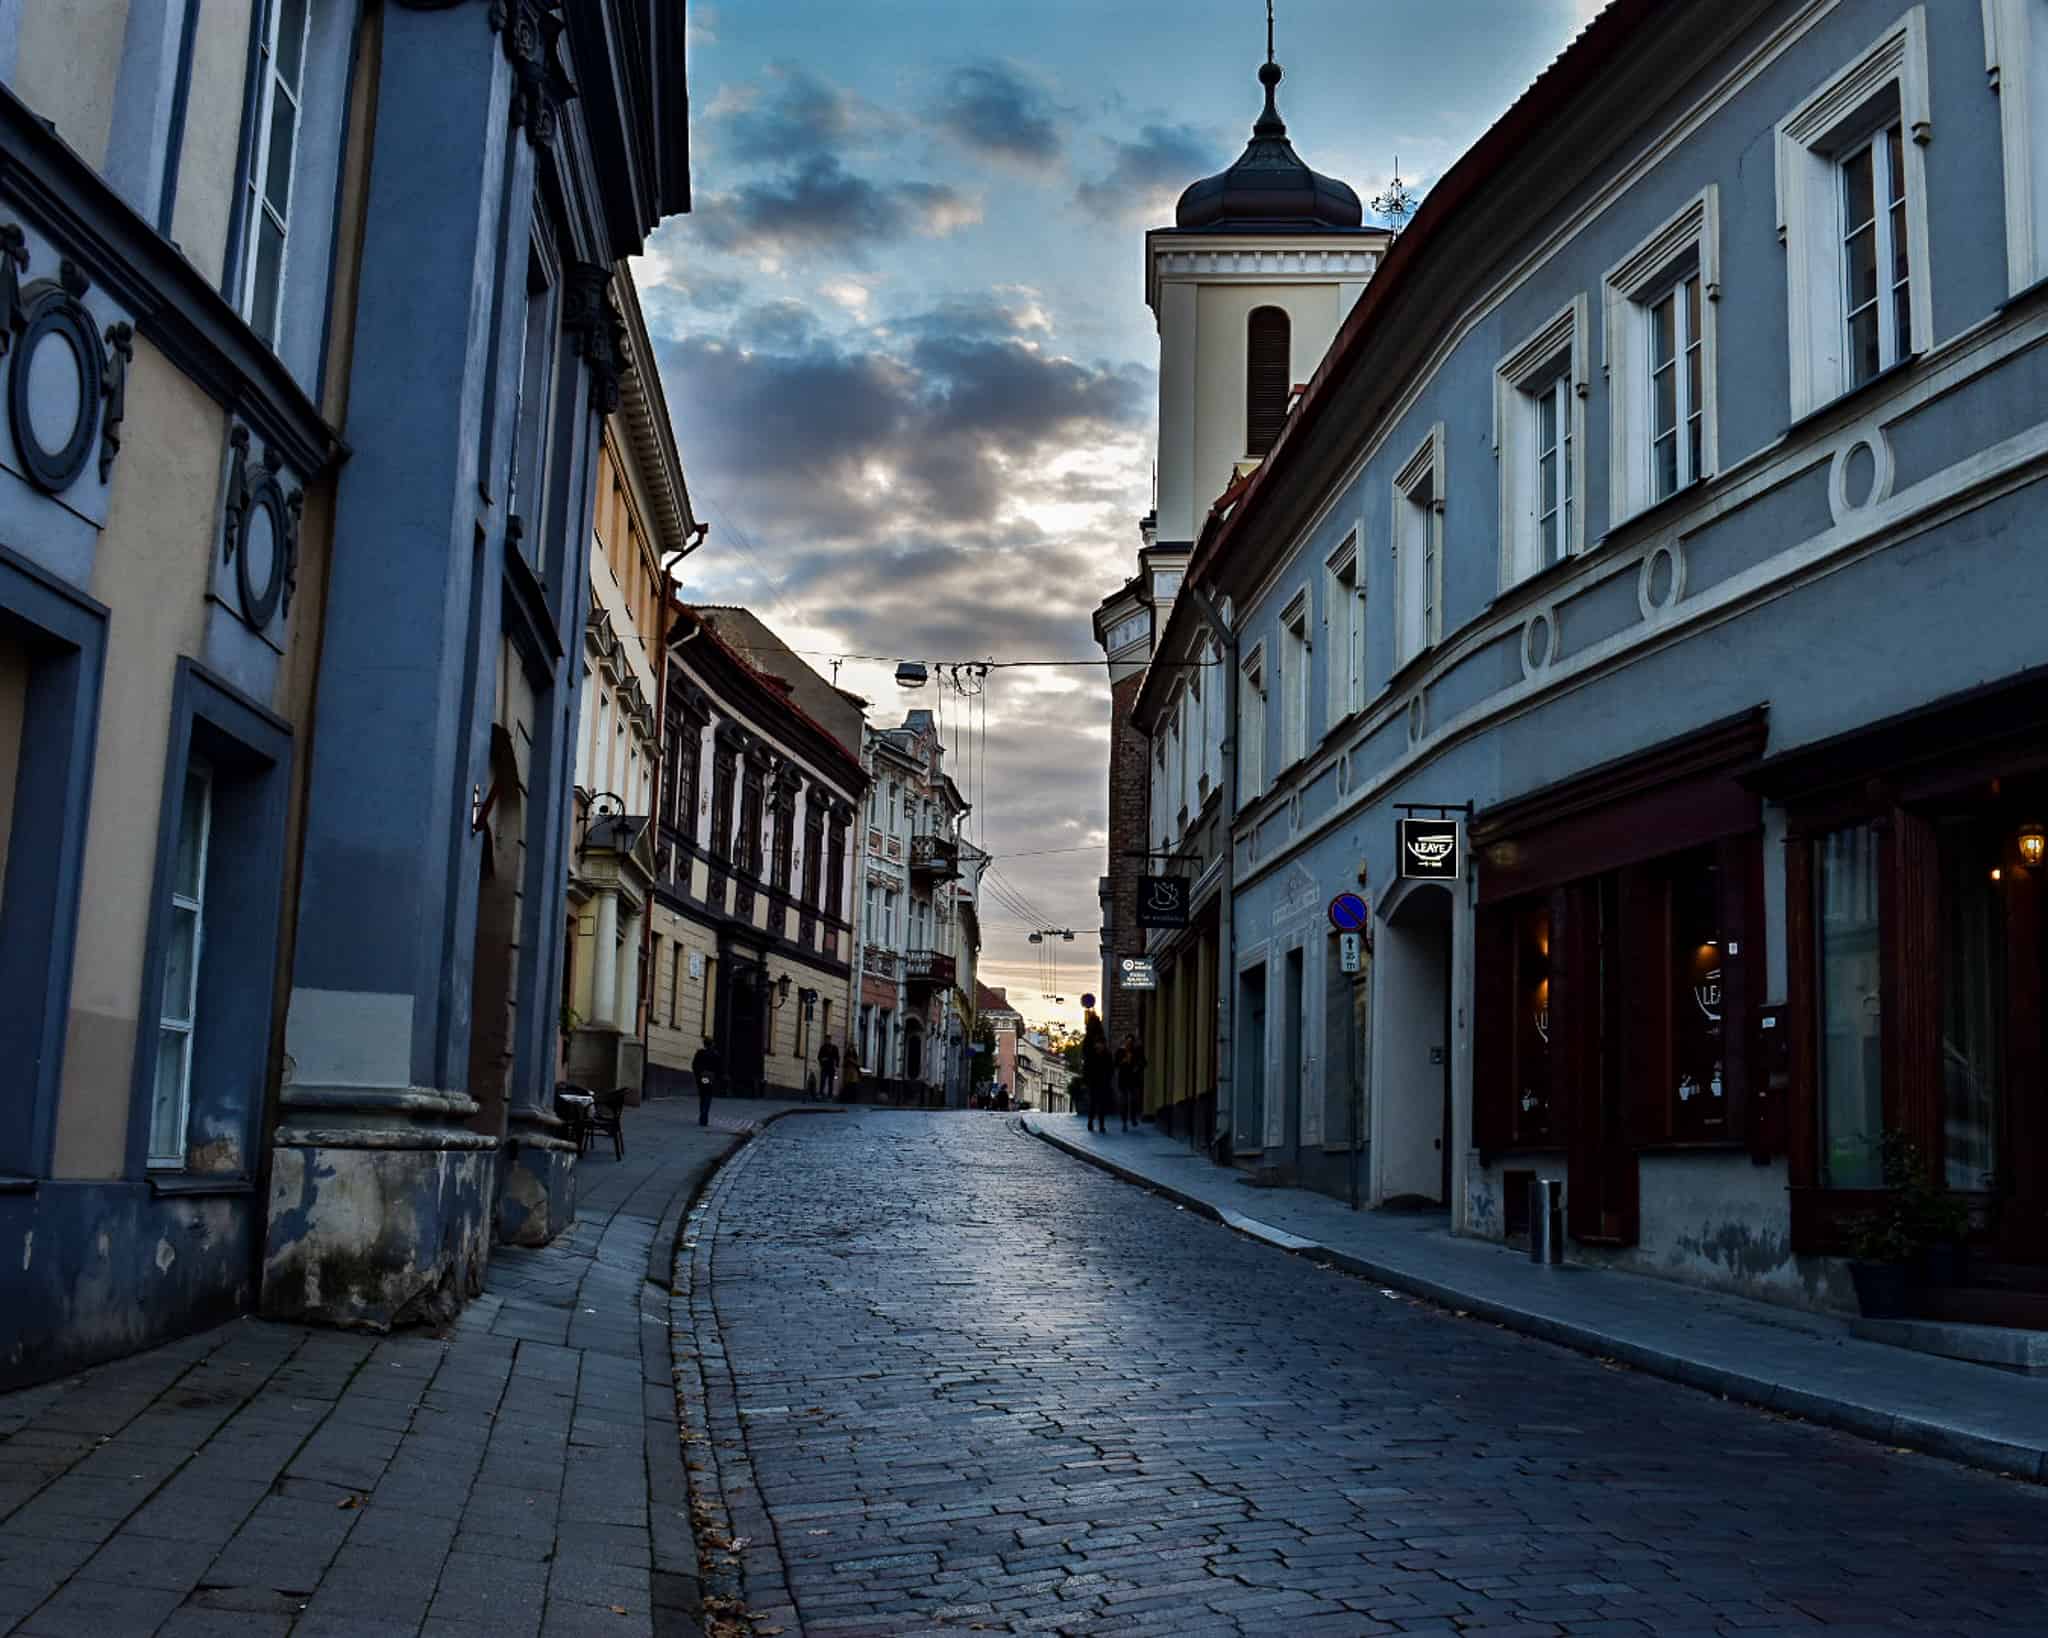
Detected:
left=166, top=0, right=255, bottom=291
left=12, top=0, right=127, bottom=171
left=52, top=345, right=221, bottom=1180
left=1192, top=281, right=1340, bottom=525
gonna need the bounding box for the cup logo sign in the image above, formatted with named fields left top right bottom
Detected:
left=1397, top=817, right=1461, bottom=880
left=1137, top=875, right=1188, bottom=929
left=1694, top=968, right=1722, bottom=1024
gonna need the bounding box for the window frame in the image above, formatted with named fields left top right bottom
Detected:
left=149, top=759, right=214, bottom=1169
left=1245, top=304, right=1293, bottom=459
left=1775, top=7, right=1932, bottom=419
left=1392, top=423, right=1445, bottom=666
left=236, top=0, right=314, bottom=348
left=1985, top=0, right=2048, bottom=295
left=1323, top=535, right=1365, bottom=727
left=1603, top=186, right=1720, bottom=525
left=1237, top=641, right=1267, bottom=800
left=1494, top=297, right=1588, bottom=586
left=1278, top=588, right=1310, bottom=770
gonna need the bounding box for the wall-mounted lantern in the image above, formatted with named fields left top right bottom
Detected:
left=2019, top=821, right=2046, bottom=870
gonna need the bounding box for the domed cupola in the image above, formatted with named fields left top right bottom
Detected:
left=1174, top=50, right=1363, bottom=233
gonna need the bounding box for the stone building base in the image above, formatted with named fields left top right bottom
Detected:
left=261, top=1140, right=495, bottom=1330
left=497, top=1139, right=578, bottom=1247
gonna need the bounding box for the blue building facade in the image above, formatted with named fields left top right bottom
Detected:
left=264, top=1, right=692, bottom=1326
left=1141, top=0, right=2048, bottom=1317
left=0, top=0, right=691, bottom=1387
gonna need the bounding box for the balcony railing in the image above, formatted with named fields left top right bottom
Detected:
left=905, top=948, right=956, bottom=988
left=909, top=834, right=959, bottom=880
left=864, top=948, right=901, bottom=980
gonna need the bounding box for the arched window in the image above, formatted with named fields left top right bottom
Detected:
left=1246, top=306, right=1292, bottom=457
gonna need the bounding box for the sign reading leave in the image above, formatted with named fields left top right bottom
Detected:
left=1398, top=816, right=1462, bottom=881
left=1136, top=875, right=1189, bottom=929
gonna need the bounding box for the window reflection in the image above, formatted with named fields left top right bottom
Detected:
left=1818, top=825, right=1882, bottom=1187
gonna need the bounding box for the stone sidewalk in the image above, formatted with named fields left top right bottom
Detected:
left=0, top=1097, right=837, bottom=1638
left=1023, top=1112, right=2048, bottom=1482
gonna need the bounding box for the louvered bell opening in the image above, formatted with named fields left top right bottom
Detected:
left=1246, top=306, right=1292, bottom=458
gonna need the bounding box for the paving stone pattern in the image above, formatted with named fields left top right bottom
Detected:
left=694, top=1110, right=2048, bottom=1637
left=0, top=1099, right=811, bottom=1638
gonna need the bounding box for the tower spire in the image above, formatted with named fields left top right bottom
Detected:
left=1255, top=0, right=1285, bottom=137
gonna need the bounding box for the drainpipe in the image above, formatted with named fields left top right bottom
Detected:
left=1178, top=579, right=1235, bottom=1163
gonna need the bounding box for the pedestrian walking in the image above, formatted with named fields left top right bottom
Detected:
left=692, top=1037, right=722, bottom=1127
left=1081, top=1011, right=1114, bottom=1133
left=817, top=1038, right=840, bottom=1103
left=1114, top=1035, right=1147, bottom=1132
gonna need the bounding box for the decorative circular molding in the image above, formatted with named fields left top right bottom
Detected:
left=9, top=274, right=104, bottom=494
left=1827, top=425, right=1894, bottom=525
left=1334, top=752, right=1352, bottom=797
left=1637, top=541, right=1687, bottom=622
left=1520, top=605, right=1559, bottom=680
left=221, top=426, right=302, bottom=631
left=1287, top=789, right=1303, bottom=830
left=1406, top=693, right=1426, bottom=746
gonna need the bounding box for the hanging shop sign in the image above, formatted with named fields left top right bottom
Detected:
left=1397, top=816, right=1462, bottom=881
left=1136, top=875, right=1189, bottom=929
left=1118, top=958, right=1157, bottom=990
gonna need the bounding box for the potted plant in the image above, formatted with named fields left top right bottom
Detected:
left=1843, top=1130, right=1969, bottom=1318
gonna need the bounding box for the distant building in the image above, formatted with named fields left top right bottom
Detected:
left=646, top=607, right=863, bottom=1100
left=852, top=711, right=983, bottom=1105
left=559, top=272, right=702, bottom=1120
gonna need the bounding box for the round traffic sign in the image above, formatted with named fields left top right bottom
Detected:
left=1327, top=892, right=1369, bottom=932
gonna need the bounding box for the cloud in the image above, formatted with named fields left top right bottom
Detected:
left=694, top=157, right=981, bottom=262
left=1076, top=122, right=1222, bottom=218
left=930, top=61, right=1062, bottom=167
left=710, top=64, right=895, bottom=165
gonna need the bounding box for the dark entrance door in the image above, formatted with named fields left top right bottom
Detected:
left=726, top=962, right=764, bottom=1096
left=905, top=1018, right=925, bottom=1083
left=1237, top=964, right=1267, bottom=1152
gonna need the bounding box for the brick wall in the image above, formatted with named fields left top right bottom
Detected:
left=1102, top=668, right=1150, bottom=1044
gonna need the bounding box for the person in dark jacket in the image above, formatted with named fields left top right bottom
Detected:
left=692, top=1038, right=722, bottom=1127
left=1081, top=1012, right=1114, bottom=1133
left=1114, top=1036, right=1147, bottom=1133
left=817, top=1038, right=840, bottom=1103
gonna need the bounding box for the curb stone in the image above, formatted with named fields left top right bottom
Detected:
left=1019, top=1115, right=2048, bottom=1484
left=667, top=1109, right=836, bottom=1635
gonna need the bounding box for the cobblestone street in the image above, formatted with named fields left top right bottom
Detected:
left=693, top=1112, right=2048, bottom=1637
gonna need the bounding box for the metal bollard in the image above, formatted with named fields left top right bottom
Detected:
left=1529, top=1177, right=1563, bottom=1265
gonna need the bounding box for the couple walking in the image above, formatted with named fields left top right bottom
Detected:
left=1079, top=1010, right=1145, bottom=1134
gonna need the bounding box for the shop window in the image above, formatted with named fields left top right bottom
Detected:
left=1938, top=815, right=2005, bottom=1192
left=1668, top=851, right=1727, bottom=1141
left=1512, top=902, right=1554, bottom=1146
left=1816, top=823, right=1884, bottom=1187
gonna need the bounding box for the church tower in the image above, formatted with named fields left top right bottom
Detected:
left=1146, top=37, right=1390, bottom=548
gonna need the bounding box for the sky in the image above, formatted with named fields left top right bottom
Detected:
left=636, top=0, right=1602, bottom=1031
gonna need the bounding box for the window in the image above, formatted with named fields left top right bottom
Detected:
left=669, top=938, right=682, bottom=1026
left=1987, top=0, right=2048, bottom=294
left=1245, top=306, right=1291, bottom=458
left=1839, top=121, right=1911, bottom=388
left=802, top=800, right=825, bottom=907
left=883, top=887, right=898, bottom=947
left=236, top=0, right=312, bottom=346
left=825, top=813, right=849, bottom=922
left=1816, top=823, right=1883, bottom=1187
left=1324, top=536, right=1365, bottom=724
left=1603, top=187, right=1719, bottom=522
left=1775, top=10, right=1930, bottom=418
left=1494, top=299, right=1587, bottom=584
left=149, top=762, right=212, bottom=1167
left=1237, top=644, right=1266, bottom=798
left=886, top=781, right=899, bottom=835
left=770, top=779, right=795, bottom=893
left=509, top=245, right=560, bottom=556
left=1279, top=592, right=1309, bottom=768
left=1393, top=425, right=1444, bottom=665
left=1648, top=271, right=1704, bottom=502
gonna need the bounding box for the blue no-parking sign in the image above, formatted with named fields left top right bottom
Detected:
left=1326, top=892, right=1369, bottom=932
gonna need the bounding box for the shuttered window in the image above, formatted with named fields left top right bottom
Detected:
left=1245, top=306, right=1291, bottom=458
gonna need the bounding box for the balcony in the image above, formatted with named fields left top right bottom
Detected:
left=864, top=948, right=901, bottom=981
left=905, top=948, right=956, bottom=990
left=910, top=834, right=959, bottom=882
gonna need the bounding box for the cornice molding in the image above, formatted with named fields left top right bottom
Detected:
left=0, top=88, right=344, bottom=482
